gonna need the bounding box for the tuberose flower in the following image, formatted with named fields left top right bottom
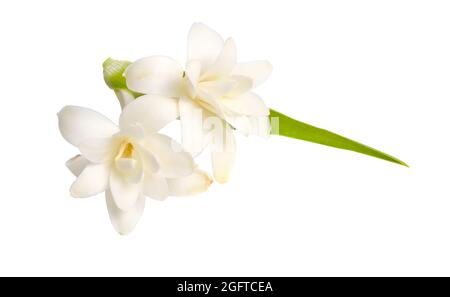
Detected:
left=124, top=23, right=272, bottom=183
left=58, top=95, right=212, bottom=234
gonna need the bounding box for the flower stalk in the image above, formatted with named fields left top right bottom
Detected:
left=103, top=57, right=408, bottom=167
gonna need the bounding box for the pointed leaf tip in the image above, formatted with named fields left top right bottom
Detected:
left=269, top=109, right=408, bottom=167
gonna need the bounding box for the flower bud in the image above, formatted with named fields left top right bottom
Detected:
left=103, top=58, right=131, bottom=90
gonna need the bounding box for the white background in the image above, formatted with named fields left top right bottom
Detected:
left=0, top=0, right=449, bottom=276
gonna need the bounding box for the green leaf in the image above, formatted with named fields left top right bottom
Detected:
left=270, top=109, right=408, bottom=167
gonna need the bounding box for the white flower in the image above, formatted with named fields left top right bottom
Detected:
left=125, top=23, right=272, bottom=183
left=58, top=95, right=212, bottom=235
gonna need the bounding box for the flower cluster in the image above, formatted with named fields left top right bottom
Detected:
left=58, top=23, right=272, bottom=234
left=59, top=22, right=407, bottom=235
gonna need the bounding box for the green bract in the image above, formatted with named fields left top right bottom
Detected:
left=103, top=58, right=408, bottom=167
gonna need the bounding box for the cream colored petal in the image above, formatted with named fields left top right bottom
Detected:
left=70, top=163, right=110, bottom=198
left=187, top=23, right=224, bottom=65
left=199, top=79, right=236, bottom=98
left=66, top=155, right=89, bottom=177
left=114, top=155, right=144, bottom=184
left=143, top=133, right=194, bottom=178
left=58, top=106, right=119, bottom=147
left=142, top=173, right=169, bottom=200
left=125, top=56, right=183, bottom=97
left=106, top=190, right=145, bottom=235
left=116, top=123, right=145, bottom=141
left=109, top=168, right=142, bottom=211
left=119, top=94, right=178, bottom=133
left=184, top=60, right=203, bottom=98
left=135, top=144, right=159, bottom=174
left=202, top=38, right=237, bottom=79
left=78, top=137, right=115, bottom=163
left=179, top=97, right=207, bottom=155
left=196, top=89, right=225, bottom=118
left=211, top=122, right=236, bottom=183
left=168, top=168, right=212, bottom=196
left=227, top=75, right=253, bottom=97
left=115, top=158, right=136, bottom=175
left=232, top=61, right=273, bottom=87
left=221, top=92, right=269, bottom=116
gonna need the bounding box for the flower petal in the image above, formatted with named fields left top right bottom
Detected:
left=116, top=123, right=145, bottom=140
left=232, top=61, right=273, bottom=87
left=179, top=97, right=207, bottom=155
left=211, top=122, right=236, bottom=183
left=142, top=173, right=169, bottom=200
left=66, top=155, right=89, bottom=177
left=184, top=60, right=203, bottom=97
left=58, top=106, right=119, bottom=147
left=106, top=190, right=145, bottom=235
left=70, top=163, right=110, bottom=198
left=168, top=168, right=212, bottom=196
left=78, top=137, right=115, bottom=163
left=115, top=158, right=136, bottom=175
left=221, top=92, right=269, bottom=116
left=135, top=144, right=159, bottom=173
left=227, top=75, right=253, bottom=97
left=109, top=168, right=142, bottom=211
left=143, top=133, right=194, bottom=178
left=119, top=94, right=178, bottom=133
left=202, top=38, right=237, bottom=79
left=199, top=79, right=236, bottom=98
left=187, top=23, right=224, bottom=66
left=196, top=89, right=225, bottom=118
left=125, top=56, right=183, bottom=97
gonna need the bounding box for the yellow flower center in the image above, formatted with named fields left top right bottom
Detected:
left=116, top=141, right=134, bottom=160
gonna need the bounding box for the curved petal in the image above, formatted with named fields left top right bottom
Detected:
left=232, top=61, right=273, bottom=87
left=142, top=173, right=169, bottom=200
left=135, top=144, right=159, bottom=174
left=78, top=137, right=115, bottom=163
left=168, top=168, right=212, bottom=196
left=58, top=106, right=119, bottom=147
left=228, top=75, right=253, bottom=97
left=116, top=123, right=145, bottom=140
left=114, top=153, right=144, bottom=184
left=221, top=92, right=269, bottom=116
left=66, top=155, right=89, bottom=177
left=202, top=38, right=237, bottom=79
left=188, top=23, right=224, bottom=65
left=143, top=133, right=194, bottom=178
left=200, top=76, right=253, bottom=99
left=125, top=56, right=183, bottom=97
left=196, top=89, right=225, bottom=118
left=199, top=79, right=236, bottom=98
left=119, top=94, right=178, bottom=133
left=211, top=122, right=236, bottom=183
left=106, top=190, right=145, bottom=235
left=109, top=168, right=142, bottom=211
left=179, top=97, right=206, bottom=155
left=184, top=60, right=202, bottom=98
left=70, top=163, right=110, bottom=198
